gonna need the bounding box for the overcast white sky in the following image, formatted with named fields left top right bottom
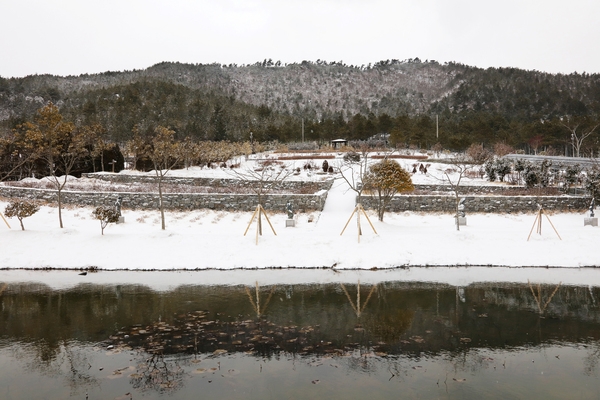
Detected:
left=2, top=0, right=599, bottom=78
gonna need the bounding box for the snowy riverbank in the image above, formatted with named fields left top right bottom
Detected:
left=0, top=178, right=596, bottom=271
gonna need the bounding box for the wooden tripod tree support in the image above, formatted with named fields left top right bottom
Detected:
left=340, top=280, right=378, bottom=318
left=527, top=206, right=561, bottom=241
left=340, top=203, right=378, bottom=243
left=0, top=212, right=10, bottom=229
left=528, top=280, right=562, bottom=315
left=245, top=281, right=277, bottom=318
left=244, top=204, right=277, bottom=245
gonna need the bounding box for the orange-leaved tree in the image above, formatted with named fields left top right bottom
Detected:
left=363, top=159, right=414, bottom=221
left=21, top=103, right=87, bottom=228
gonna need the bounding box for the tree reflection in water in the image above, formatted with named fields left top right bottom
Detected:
left=130, top=353, right=185, bottom=394
left=3, top=278, right=600, bottom=397
left=12, top=339, right=99, bottom=397
left=245, top=281, right=276, bottom=318
left=529, top=280, right=562, bottom=315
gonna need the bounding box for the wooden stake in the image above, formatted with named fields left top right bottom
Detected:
left=0, top=212, right=10, bottom=229
left=340, top=207, right=358, bottom=236
left=543, top=212, right=562, bottom=240
left=260, top=205, right=277, bottom=236
left=359, top=204, right=378, bottom=235
left=244, top=206, right=260, bottom=236
left=527, top=210, right=540, bottom=241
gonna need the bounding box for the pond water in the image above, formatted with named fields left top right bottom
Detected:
left=2, top=271, right=600, bottom=399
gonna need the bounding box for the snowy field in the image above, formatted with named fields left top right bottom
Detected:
left=0, top=152, right=596, bottom=274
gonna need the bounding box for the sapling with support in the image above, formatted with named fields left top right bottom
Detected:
left=229, top=160, right=293, bottom=244
left=425, top=153, right=474, bottom=231
left=337, top=144, right=378, bottom=242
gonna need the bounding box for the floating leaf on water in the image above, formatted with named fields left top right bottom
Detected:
left=460, top=338, right=472, bottom=343
left=312, top=380, right=320, bottom=384
left=193, top=368, right=207, bottom=374
left=213, top=349, right=227, bottom=356
left=453, top=378, right=466, bottom=382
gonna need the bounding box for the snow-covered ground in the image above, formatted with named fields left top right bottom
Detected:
left=0, top=152, right=596, bottom=274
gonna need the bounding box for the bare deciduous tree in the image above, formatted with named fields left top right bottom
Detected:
left=561, top=118, right=599, bottom=158
left=229, top=160, right=293, bottom=237
left=428, top=155, right=473, bottom=231
left=146, top=126, right=182, bottom=230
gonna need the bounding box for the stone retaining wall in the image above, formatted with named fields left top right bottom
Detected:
left=81, top=173, right=334, bottom=192
left=0, top=186, right=329, bottom=212
left=361, top=194, right=589, bottom=213
left=0, top=186, right=588, bottom=214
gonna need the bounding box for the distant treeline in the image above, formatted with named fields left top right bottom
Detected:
left=1, top=59, right=599, bottom=155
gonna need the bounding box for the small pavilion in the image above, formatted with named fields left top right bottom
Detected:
left=331, top=139, right=348, bottom=149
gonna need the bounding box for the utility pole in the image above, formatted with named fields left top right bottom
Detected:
left=302, top=118, right=304, bottom=142
left=436, top=114, right=439, bottom=140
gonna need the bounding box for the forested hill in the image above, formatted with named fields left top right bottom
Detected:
left=1, top=59, right=600, bottom=152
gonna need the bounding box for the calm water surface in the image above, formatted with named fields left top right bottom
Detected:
left=1, top=275, right=600, bottom=399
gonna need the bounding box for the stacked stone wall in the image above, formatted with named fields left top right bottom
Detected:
left=0, top=181, right=589, bottom=214
left=0, top=187, right=329, bottom=212
left=361, top=194, right=589, bottom=213
left=81, top=173, right=334, bottom=192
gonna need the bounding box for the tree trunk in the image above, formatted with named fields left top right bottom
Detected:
left=58, top=187, right=63, bottom=229
left=258, top=206, right=263, bottom=236
left=377, top=189, right=385, bottom=222
left=455, top=195, right=460, bottom=231
left=158, top=174, right=165, bottom=230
